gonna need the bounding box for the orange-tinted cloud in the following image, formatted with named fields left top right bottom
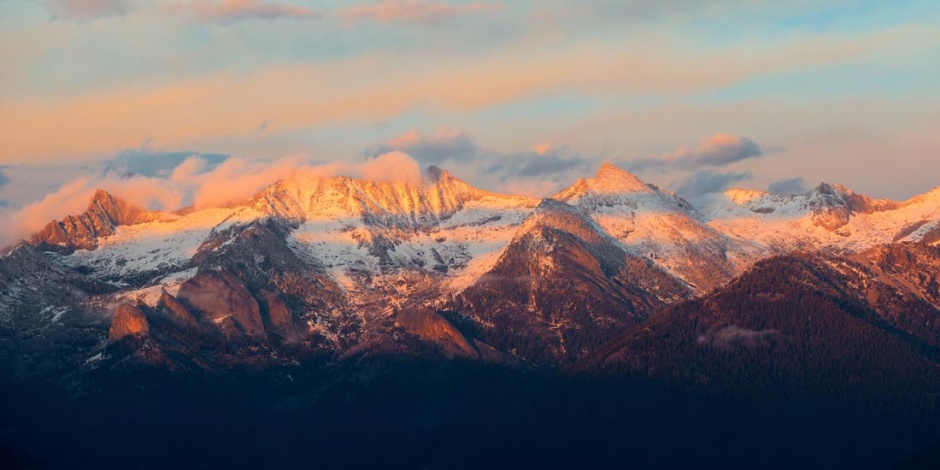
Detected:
left=5, top=178, right=97, bottom=246
left=359, top=151, right=424, bottom=185
left=1, top=23, right=934, bottom=164
left=630, top=133, right=767, bottom=173
left=339, top=0, right=502, bottom=24
left=0, top=152, right=428, bottom=247
left=169, top=0, right=323, bottom=24
left=369, top=128, right=477, bottom=164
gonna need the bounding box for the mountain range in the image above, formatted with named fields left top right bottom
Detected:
left=2, top=163, right=940, bottom=468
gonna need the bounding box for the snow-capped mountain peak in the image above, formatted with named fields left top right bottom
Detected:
left=13, top=164, right=940, bottom=312
left=554, top=162, right=653, bottom=202
left=253, top=165, right=533, bottom=225
left=27, top=189, right=168, bottom=252
left=709, top=180, right=940, bottom=255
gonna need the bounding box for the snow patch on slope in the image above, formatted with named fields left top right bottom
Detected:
left=706, top=184, right=940, bottom=253
left=288, top=197, right=533, bottom=293
left=58, top=207, right=263, bottom=282
left=115, top=268, right=199, bottom=307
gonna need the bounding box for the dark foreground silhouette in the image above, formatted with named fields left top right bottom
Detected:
left=2, top=358, right=938, bottom=469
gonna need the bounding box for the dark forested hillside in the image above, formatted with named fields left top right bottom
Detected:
left=576, top=248, right=940, bottom=412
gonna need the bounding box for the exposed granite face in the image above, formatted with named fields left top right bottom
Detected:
left=28, top=190, right=153, bottom=252
left=156, top=289, right=201, bottom=331
left=259, top=290, right=301, bottom=343
left=394, top=308, right=477, bottom=359
left=453, top=199, right=691, bottom=365
left=176, top=270, right=265, bottom=340
left=108, top=304, right=150, bottom=341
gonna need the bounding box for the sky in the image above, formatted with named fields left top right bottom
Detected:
left=1, top=0, right=939, bottom=243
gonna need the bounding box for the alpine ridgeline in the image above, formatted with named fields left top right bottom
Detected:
left=3, top=163, right=940, bottom=383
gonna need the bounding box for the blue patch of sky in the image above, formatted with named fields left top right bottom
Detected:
left=697, top=54, right=940, bottom=103
left=682, top=0, right=940, bottom=49
left=0, top=1, right=47, bottom=28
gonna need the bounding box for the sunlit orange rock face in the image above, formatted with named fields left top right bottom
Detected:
left=109, top=304, right=150, bottom=341
left=177, top=270, right=265, bottom=339
left=29, top=190, right=155, bottom=252
left=395, top=309, right=477, bottom=359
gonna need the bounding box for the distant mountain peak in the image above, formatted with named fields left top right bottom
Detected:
left=592, top=162, right=652, bottom=194
left=27, top=189, right=155, bottom=252
left=534, top=197, right=575, bottom=213
left=553, top=163, right=652, bottom=202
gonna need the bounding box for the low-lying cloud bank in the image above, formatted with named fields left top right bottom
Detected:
left=0, top=129, right=780, bottom=249
left=364, top=127, right=596, bottom=197
left=0, top=151, right=421, bottom=249
left=630, top=133, right=770, bottom=173
left=697, top=325, right=779, bottom=350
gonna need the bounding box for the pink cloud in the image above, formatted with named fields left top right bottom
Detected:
left=632, top=133, right=766, bottom=173
left=190, top=154, right=315, bottom=208
left=340, top=0, right=502, bottom=24
left=694, top=133, right=763, bottom=166
left=387, top=130, right=424, bottom=149
left=172, top=0, right=323, bottom=24
left=0, top=152, right=428, bottom=248
left=4, top=179, right=96, bottom=247
left=358, top=151, right=423, bottom=185
left=371, top=127, right=478, bottom=164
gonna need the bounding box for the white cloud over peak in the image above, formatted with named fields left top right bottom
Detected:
left=0, top=151, right=426, bottom=248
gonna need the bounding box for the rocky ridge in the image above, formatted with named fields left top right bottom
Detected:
left=2, top=163, right=940, bottom=377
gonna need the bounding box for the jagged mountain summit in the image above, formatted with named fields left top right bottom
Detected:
left=29, top=189, right=165, bottom=252
left=554, top=162, right=739, bottom=292
left=3, top=163, right=940, bottom=375
left=709, top=182, right=940, bottom=252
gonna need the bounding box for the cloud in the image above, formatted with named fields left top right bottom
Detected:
left=257, top=119, right=274, bottom=132
left=697, top=325, right=778, bottom=351
left=767, top=177, right=807, bottom=194
left=104, top=149, right=229, bottom=178
left=358, top=151, right=424, bottom=185
left=630, top=133, right=767, bottom=173
left=515, top=151, right=590, bottom=178
left=339, top=0, right=502, bottom=25
left=45, top=0, right=133, bottom=20
left=365, top=128, right=478, bottom=165
left=0, top=152, right=427, bottom=248
left=480, top=145, right=594, bottom=195
left=6, top=18, right=922, bottom=165
left=0, top=169, right=8, bottom=187
left=5, top=178, right=98, bottom=248
left=674, top=170, right=752, bottom=199
left=365, top=129, right=596, bottom=197
left=689, top=133, right=764, bottom=167
left=170, top=0, right=323, bottom=24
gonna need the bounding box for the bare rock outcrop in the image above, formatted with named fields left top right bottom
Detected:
left=29, top=190, right=154, bottom=252
left=395, top=309, right=477, bottom=359
left=259, top=291, right=302, bottom=343
left=177, top=270, right=265, bottom=339
left=108, top=304, right=150, bottom=341
left=156, top=289, right=201, bottom=331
